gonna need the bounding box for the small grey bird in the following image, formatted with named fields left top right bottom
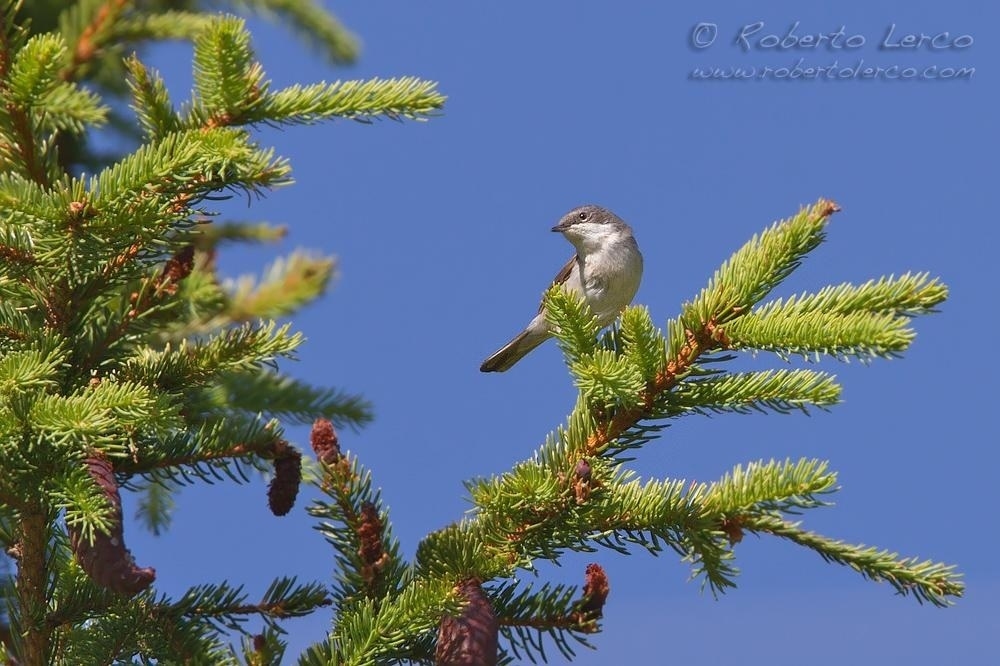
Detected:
left=480, top=204, right=643, bottom=372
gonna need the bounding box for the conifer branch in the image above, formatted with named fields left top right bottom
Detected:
left=124, top=54, right=181, bottom=140
left=196, top=220, right=288, bottom=248
left=428, top=198, right=960, bottom=658
left=116, top=431, right=281, bottom=478
left=751, top=272, right=947, bottom=318
left=307, top=419, right=405, bottom=611
left=580, top=199, right=841, bottom=457
left=216, top=371, right=372, bottom=429
left=166, top=577, right=332, bottom=631
left=492, top=564, right=609, bottom=663
left=0, top=43, right=47, bottom=185
left=116, top=10, right=217, bottom=43
left=132, top=476, right=174, bottom=536
left=225, top=251, right=337, bottom=321
left=325, top=577, right=458, bottom=665
left=188, top=17, right=443, bottom=129
left=703, top=458, right=838, bottom=516
left=723, top=309, right=916, bottom=361
left=741, top=514, right=964, bottom=606
left=228, top=0, right=359, bottom=65
left=120, top=320, right=302, bottom=392
left=59, top=0, right=130, bottom=82
left=77, top=245, right=196, bottom=373
left=52, top=578, right=322, bottom=663
left=57, top=597, right=235, bottom=664
left=0, top=223, right=36, bottom=268
left=668, top=369, right=841, bottom=415
left=259, top=77, right=446, bottom=125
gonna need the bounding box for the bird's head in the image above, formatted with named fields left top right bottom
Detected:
left=551, top=204, right=632, bottom=254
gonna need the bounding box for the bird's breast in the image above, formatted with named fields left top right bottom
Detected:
left=580, top=245, right=642, bottom=326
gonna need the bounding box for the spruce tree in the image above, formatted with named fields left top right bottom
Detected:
left=0, top=2, right=961, bottom=665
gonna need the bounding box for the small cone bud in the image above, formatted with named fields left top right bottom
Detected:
left=579, top=563, right=609, bottom=618
left=310, top=418, right=340, bottom=464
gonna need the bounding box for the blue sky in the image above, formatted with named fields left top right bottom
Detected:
left=127, top=2, right=996, bottom=663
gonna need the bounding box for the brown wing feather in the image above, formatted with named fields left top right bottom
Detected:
left=539, top=255, right=578, bottom=313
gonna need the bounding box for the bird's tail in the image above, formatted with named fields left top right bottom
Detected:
left=480, top=329, right=549, bottom=372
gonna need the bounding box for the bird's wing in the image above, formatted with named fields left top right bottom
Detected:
left=538, top=255, right=578, bottom=313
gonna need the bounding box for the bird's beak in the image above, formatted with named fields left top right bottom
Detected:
left=551, top=222, right=569, bottom=233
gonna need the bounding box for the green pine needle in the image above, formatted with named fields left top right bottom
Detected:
left=231, top=0, right=360, bottom=65
left=668, top=369, right=842, bottom=415
left=225, top=251, right=337, bottom=321
left=725, top=309, right=916, bottom=360
left=545, top=286, right=602, bottom=366
left=683, top=199, right=838, bottom=330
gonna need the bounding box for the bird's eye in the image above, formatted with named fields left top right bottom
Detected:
left=578, top=211, right=588, bottom=221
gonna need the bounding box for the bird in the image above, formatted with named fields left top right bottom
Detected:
left=480, top=204, right=643, bottom=372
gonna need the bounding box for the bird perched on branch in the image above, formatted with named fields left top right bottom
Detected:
left=480, top=204, right=643, bottom=372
